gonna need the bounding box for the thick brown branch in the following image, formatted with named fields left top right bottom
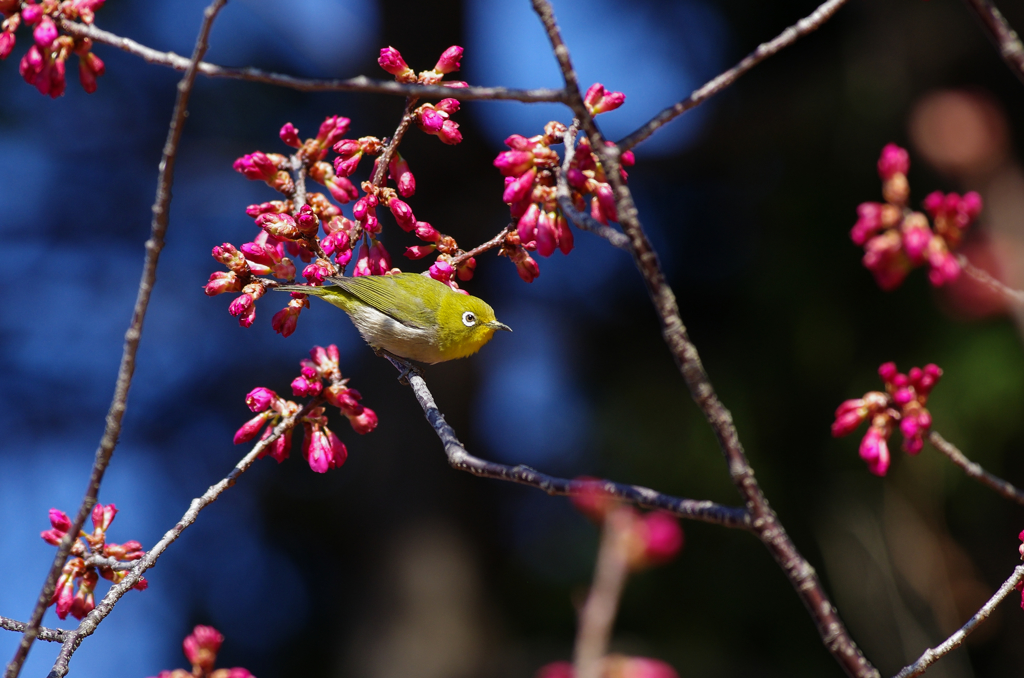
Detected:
left=894, top=565, right=1024, bottom=678
left=3, top=4, right=226, bottom=677
left=961, top=0, right=1024, bottom=85
left=0, top=619, right=65, bottom=644
left=617, top=0, right=851, bottom=152
left=928, top=431, right=1024, bottom=504
left=57, top=19, right=567, bottom=103
left=390, top=359, right=751, bottom=529
left=530, top=2, right=878, bottom=676
left=956, top=254, right=1024, bottom=306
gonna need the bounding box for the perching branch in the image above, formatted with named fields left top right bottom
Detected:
left=372, top=99, right=420, bottom=187
left=0, top=619, right=65, bottom=644
left=46, top=404, right=311, bottom=678
left=57, top=19, right=567, bottom=103
left=3, top=3, right=226, bottom=677
left=451, top=226, right=513, bottom=267
left=617, top=0, right=851, bottom=152
left=530, top=2, right=878, bottom=676
left=893, top=565, right=1024, bottom=678
left=956, top=254, right=1024, bottom=306
left=961, top=0, right=1024, bottom=86
left=390, top=358, right=752, bottom=529
left=928, top=431, right=1024, bottom=505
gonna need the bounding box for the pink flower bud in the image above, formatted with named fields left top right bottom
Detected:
left=436, top=98, right=460, bottom=115
left=584, top=83, right=626, bottom=115
left=41, top=508, right=72, bottom=545
left=389, top=154, right=416, bottom=197
left=291, top=375, right=323, bottom=398
left=639, top=512, right=684, bottom=564
left=494, top=150, right=534, bottom=177
left=514, top=251, right=540, bottom=283
left=595, top=183, right=618, bottom=222
left=434, top=45, right=463, bottom=74
left=388, top=198, right=416, bottom=231
left=21, top=3, right=43, bottom=23
left=859, top=427, right=891, bottom=476
left=927, top=248, right=960, bottom=286
left=457, top=257, right=476, bottom=282
left=369, top=240, right=391, bottom=274
left=620, top=149, right=636, bottom=167
left=418, top=107, right=445, bottom=133
left=437, top=119, right=462, bottom=145
left=245, top=387, right=277, bottom=414
left=348, top=407, right=378, bottom=435
left=91, top=503, right=117, bottom=533
left=353, top=243, right=372, bottom=277
left=303, top=259, right=333, bottom=284
left=316, top=115, right=350, bottom=149
left=234, top=411, right=269, bottom=444
left=517, top=203, right=540, bottom=246
left=877, top=143, right=909, bottom=180
left=405, top=244, right=436, bottom=260
left=33, top=15, right=57, bottom=47
left=536, top=210, right=558, bottom=257
left=295, top=205, right=320, bottom=236
left=378, top=46, right=412, bottom=77
left=53, top=571, right=75, bottom=620
left=503, top=168, right=536, bottom=204
left=862, top=230, right=910, bottom=291
left=556, top=213, right=573, bottom=255
left=832, top=399, right=867, bottom=437
left=334, top=153, right=362, bottom=178
left=303, top=424, right=347, bottom=473
left=279, top=122, right=301, bottom=148
left=260, top=427, right=293, bottom=463
left=272, top=299, right=305, bottom=337
left=414, top=221, right=440, bottom=242
left=429, top=259, right=455, bottom=283
left=183, top=626, right=223, bottom=674
left=256, top=212, right=301, bottom=240
left=204, top=271, right=242, bottom=296
left=0, top=32, right=15, bottom=61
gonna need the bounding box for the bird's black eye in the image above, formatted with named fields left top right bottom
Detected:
left=461, top=311, right=477, bottom=327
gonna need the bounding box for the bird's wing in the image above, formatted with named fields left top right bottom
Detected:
left=326, top=274, right=437, bottom=330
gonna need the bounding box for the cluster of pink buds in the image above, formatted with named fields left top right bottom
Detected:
left=493, top=86, right=633, bottom=282
left=377, top=45, right=467, bottom=146
left=832, top=362, right=943, bottom=476
left=234, top=345, right=377, bottom=473
left=2, top=0, right=107, bottom=96
left=40, top=503, right=146, bottom=620
left=851, top=144, right=982, bottom=290
left=571, top=480, right=684, bottom=570
left=150, top=625, right=254, bottom=678
left=537, top=656, right=678, bottom=678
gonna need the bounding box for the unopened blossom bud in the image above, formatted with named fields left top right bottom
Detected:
left=494, top=150, right=534, bottom=177
left=233, top=151, right=279, bottom=182
left=256, top=212, right=301, bottom=240
left=246, top=200, right=288, bottom=218
left=41, top=509, right=72, bottom=545
left=184, top=625, right=223, bottom=674
left=831, top=399, right=869, bottom=437
left=271, top=297, right=306, bottom=337
left=347, top=407, right=378, bottom=435
left=279, top=122, right=301, bottom=148
left=246, top=386, right=277, bottom=414
left=503, top=168, right=536, bottom=205
left=352, top=243, right=372, bottom=277
left=595, top=183, right=618, bottom=222
left=437, top=119, right=462, bottom=145
left=73, top=50, right=103, bottom=93
left=927, top=245, right=960, bottom=286
left=303, top=258, right=333, bottom=284
left=436, top=98, right=460, bottom=115
left=53, top=568, right=76, bottom=619
left=368, top=240, right=391, bottom=274
left=457, top=257, right=476, bottom=282
left=322, top=228, right=351, bottom=258
left=352, top=195, right=377, bottom=220
left=429, top=258, right=455, bottom=283
left=405, top=244, right=436, bottom=260
left=388, top=197, right=416, bottom=231
left=862, top=230, right=910, bottom=290
left=517, top=203, right=540, bottom=246
left=433, top=45, right=463, bottom=74
left=418, top=106, right=445, bottom=133
left=21, top=3, right=43, bottom=23
left=212, top=243, right=247, bottom=273
left=877, top=143, right=910, bottom=180
left=33, top=15, right=57, bottom=48
left=536, top=210, right=558, bottom=257
left=556, top=213, right=573, bottom=255
left=204, top=271, right=242, bottom=296
left=303, top=423, right=347, bottom=473
left=638, top=512, right=684, bottom=566
left=291, top=375, right=323, bottom=398
left=91, top=503, right=117, bottom=533
left=334, top=153, right=362, bottom=178
left=899, top=212, right=932, bottom=264
left=316, top=115, right=350, bottom=149
left=513, top=249, right=540, bottom=283
left=620, top=148, right=636, bottom=167
left=389, top=154, right=415, bottom=197
left=70, top=569, right=97, bottom=620
left=0, top=31, right=15, bottom=61
left=859, top=424, right=891, bottom=476
left=584, top=83, right=626, bottom=115
left=414, top=221, right=440, bottom=242
left=295, top=205, right=320, bottom=236
left=378, top=46, right=411, bottom=76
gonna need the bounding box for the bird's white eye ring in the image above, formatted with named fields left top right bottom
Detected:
left=461, top=311, right=477, bottom=327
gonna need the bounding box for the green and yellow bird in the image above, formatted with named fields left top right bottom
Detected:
left=277, top=273, right=511, bottom=364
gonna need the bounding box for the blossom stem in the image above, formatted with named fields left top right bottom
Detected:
left=960, top=0, right=1024, bottom=86
left=450, top=226, right=512, bottom=267
left=956, top=254, right=1024, bottom=306
left=893, top=565, right=1024, bottom=678
left=3, top=2, right=227, bottom=677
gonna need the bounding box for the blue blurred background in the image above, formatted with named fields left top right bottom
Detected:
left=3, top=0, right=1024, bottom=676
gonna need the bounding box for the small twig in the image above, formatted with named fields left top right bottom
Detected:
left=956, top=254, right=1024, bottom=306
left=389, top=357, right=752, bottom=529
left=928, top=431, right=1024, bottom=505
left=893, top=565, right=1024, bottom=678
left=450, top=226, right=512, bottom=267
left=47, top=402, right=313, bottom=678
left=530, top=2, right=878, bottom=676
left=961, top=0, right=1024, bottom=86
left=57, top=19, right=567, bottom=103
left=0, top=619, right=65, bottom=644
left=81, top=555, right=136, bottom=572
left=617, top=0, right=851, bottom=152
left=3, top=4, right=226, bottom=677
left=573, top=510, right=632, bottom=678
left=372, top=99, right=419, bottom=188
left=557, top=123, right=631, bottom=250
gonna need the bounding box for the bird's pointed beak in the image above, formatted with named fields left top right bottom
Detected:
left=487, top=321, right=512, bottom=332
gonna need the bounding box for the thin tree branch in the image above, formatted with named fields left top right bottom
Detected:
left=928, top=431, right=1024, bottom=505
left=388, top=358, right=751, bottom=529
left=0, top=620, right=65, bottom=644
left=574, top=510, right=632, bottom=678
left=57, top=19, right=567, bottom=103
left=530, top=2, right=878, bottom=677
left=617, top=0, right=851, bottom=152
left=372, top=99, right=419, bottom=188
left=956, top=254, right=1024, bottom=306
left=3, top=3, right=226, bottom=677
left=46, top=404, right=311, bottom=678
left=893, top=565, right=1024, bottom=678
left=450, top=226, right=513, bottom=267
left=557, top=123, right=631, bottom=250
left=961, top=0, right=1024, bottom=85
